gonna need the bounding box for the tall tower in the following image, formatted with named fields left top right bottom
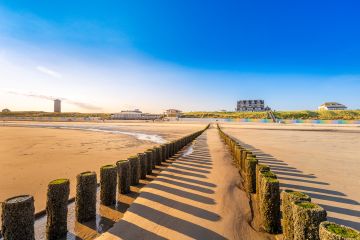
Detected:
left=54, top=99, right=61, bottom=113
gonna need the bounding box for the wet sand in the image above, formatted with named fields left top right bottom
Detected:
left=0, top=122, right=205, bottom=215
left=221, top=123, right=360, bottom=230
left=96, top=126, right=272, bottom=240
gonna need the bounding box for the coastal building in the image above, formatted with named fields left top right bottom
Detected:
left=318, top=102, right=347, bottom=111
left=111, top=109, right=161, bottom=120
left=236, top=100, right=270, bottom=112
left=54, top=99, right=61, bottom=113
left=165, top=109, right=182, bottom=117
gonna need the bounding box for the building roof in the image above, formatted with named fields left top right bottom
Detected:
left=320, top=102, right=347, bottom=107
left=166, top=109, right=182, bottom=112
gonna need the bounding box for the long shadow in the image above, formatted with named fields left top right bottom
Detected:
left=128, top=203, right=226, bottom=240
left=155, top=177, right=215, bottom=194
left=171, top=163, right=211, bottom=174
left=165, top=168, right=207, bottom=179
left=319, top=204, right=360, bottom=218
left=107, top=220, right=167, bottom=240
left=327, top=217, right=360, bottom=231
left=140, top=192, right=220, bottom=221
left=160, top=173, right=217, bottom=188
left=277, top=176, right=329, bottom=185
left=173, top=160, right=213, bottom=169
left=180, top=158, right=213, bottom=165
left=302, top=192, right=359, bottom=205
left=281, top=183, right=346, bottom=197
left=233, top=138, right=360, bottom=230
left=146, top=183, right=215, bottom=205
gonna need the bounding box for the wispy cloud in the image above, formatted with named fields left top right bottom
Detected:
left=5, top=90, right=102, bottom=111
left=36, top=66, right=62, bottom=78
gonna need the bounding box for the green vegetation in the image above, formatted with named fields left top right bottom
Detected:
left=49, top=179, right=69, bottom=185
left=80, top=171, right=94, bottom=176
left=101, top=164, right=116, bottom=170
left=182, top=110, right=360, bottom=120
left=262, top=171, right=277, bottom=179
left=290, top=191, right=309, bottom=199
left=326, top=223, right=360, bottom=239
left=296, top=202, right=317, bottom=209
left=0, top=111, right=111, bottom=119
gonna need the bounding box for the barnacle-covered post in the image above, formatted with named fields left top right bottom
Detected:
left=46, top=179, right=70, bottom=239
left=100, top=165, right=117, bottom=206
left=1, top=195, right=35, bottom=240
left=117, top=160, right=130, bottom=194
left=75, top=171, right=97, bottom=223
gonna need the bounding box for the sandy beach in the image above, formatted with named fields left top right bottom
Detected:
left=0, top=122, right=205, bottom=215
left=97, top=126, right=273, bottom=240
left=221, top=123, right=360, bottom=230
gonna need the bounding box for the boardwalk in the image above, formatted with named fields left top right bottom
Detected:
left=96, top=126, right=270, bottom=240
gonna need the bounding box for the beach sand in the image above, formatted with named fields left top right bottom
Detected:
left=221, top=123, right=360, bottom=230
left=0, top=122, right=205, bottom=214
left=96, top=126, right=273, bottom=240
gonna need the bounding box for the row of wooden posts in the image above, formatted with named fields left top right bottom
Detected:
left=1, top=125, right=209, bottom=240
left=217, top=124, right=360, bottom=240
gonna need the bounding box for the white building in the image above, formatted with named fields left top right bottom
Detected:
left=111, top=109, right=160, bottom=120
left=236, top=100, right=270, bottom=112
left=165, top=109, right=182, bottom=117
left=318, top=102, right=347, bottom=111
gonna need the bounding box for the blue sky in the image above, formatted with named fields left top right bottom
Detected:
left=0, top=0, right=359, bottom=112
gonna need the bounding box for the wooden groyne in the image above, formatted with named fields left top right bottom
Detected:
left=0, top=125, right=209, bottom=240
left=217, top=124, right=360, bottom=240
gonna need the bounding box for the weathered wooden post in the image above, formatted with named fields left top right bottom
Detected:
left=161, top=145, right=166, bottom=162
left=150, top=149, right=157, bottom=169
left=281, top=190, right=311, bottom=240
left=155, top=147, right=162, bottom=165
left=145, top=150, right=153, bottom=174
left=116, top=160, right=130, bottom=194
left=256, top=164, right=270, bottom=200
left=1, top=195, right=35, bottom=240
left=46, top=179, right=70, bottom=239
left=292, top=201, right=327, bottom=240
left=76, top=171, right=97, bottom=223
left=244, top=156, right=258, bottom=193
left=128, top=156, right=140, bottom=185
left=100, top=165, right=117, bottom=206
left=137, top=153, right=147, bottom=179
left=319, top=221, right=360, bottom=240
left=259, top=170, right=281, bottom=233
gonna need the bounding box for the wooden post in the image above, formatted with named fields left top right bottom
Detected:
left=116, top=160, right=130, bottom=194
left=281, top=190, right=311, bottom=240
left=46, top=179, right=70, bottom=239
left=128, top=156, right=140, bottom=185
left=137, top=153, right=147, bottom=179
left=292, top=201, right=327, bottom=240
left=100, top=165, right=117, bottom=206
left=1, top=195, right=35, bottom=240
left=75, top=171, right=97, bottom=223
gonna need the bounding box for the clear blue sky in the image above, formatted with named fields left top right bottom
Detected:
left=0, top=0, right=359, bottom=112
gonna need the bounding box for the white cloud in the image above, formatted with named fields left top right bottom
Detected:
left=36, top=66, right=62, bottom=78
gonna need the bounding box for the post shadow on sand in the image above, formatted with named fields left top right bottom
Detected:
left=106, top=220, right=168, bottom=240
left=104, top=132, right=224, bottom=239
left=128, top=203, right=226, bottom=240
left=172, top=160, right=213, bottom=169
left=235, top=138, right=360, bottom=230
left=146, top=183, right=215, bottom=205
left=155, top=177, right=215, bottom=194
left=139, top=191, right=221, bottom=221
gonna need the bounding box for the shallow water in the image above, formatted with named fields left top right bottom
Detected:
left=2, top=123, right=167, bottom=144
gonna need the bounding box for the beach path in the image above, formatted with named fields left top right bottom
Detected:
left=96, top=126, right=270, bottom=240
